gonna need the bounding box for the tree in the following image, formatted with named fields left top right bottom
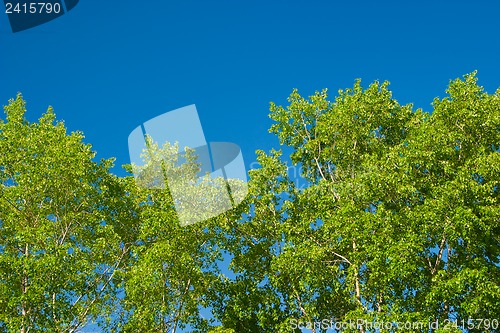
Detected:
left=110, top=138, right=247, bottom=333
left=1, top=72, right=498, bottom=333
left=212, top=72, right=499, bottom=332
left=0, top=94, right=246, bottom=333
left=0, top=94, right=134, bottom=332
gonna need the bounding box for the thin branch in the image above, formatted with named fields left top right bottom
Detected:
left=432, top=235, right=446, bottom=275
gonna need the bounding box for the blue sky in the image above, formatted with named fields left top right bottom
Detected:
left=1, top=0, right=499, bottom=331
left=2, top=1, right=499, bottom=177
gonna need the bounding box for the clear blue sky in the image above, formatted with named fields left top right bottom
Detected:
left=2, top=1, right=499, bottom=176
left=1, top=1, right=499, bottom=331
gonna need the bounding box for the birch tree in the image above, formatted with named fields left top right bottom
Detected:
left=212, top=72, right=499, bottom=332
left=0, top=95, right=133, bottom=332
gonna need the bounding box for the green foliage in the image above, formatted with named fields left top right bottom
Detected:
left=1, top=72, right=498, bottom=332
left=0, top=94, right=132, bottom=332
left=110, top=173, right=228, bottom=333
left=214, top=72, right=499, bottom=332
left=208, top=326, right=236, bottom=333
left=113, top=136, right=248, bottom=332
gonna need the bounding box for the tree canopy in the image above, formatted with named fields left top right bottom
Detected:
left=213, top=72, right=499, bottom=332
left=0, top=95, right=132, bottom=332
left=0, top=72, right=498, bottom=332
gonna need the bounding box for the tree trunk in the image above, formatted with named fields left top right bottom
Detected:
left=21, top=243, right=29, bottom=333
left=353, top=239, right=365, bottom=333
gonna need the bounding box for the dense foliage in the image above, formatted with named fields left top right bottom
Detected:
left=214, top=72, right=499, bottom=332
left=0, top=96, right=131, bottom=332
left=0, top=72, right=498, bottom=332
